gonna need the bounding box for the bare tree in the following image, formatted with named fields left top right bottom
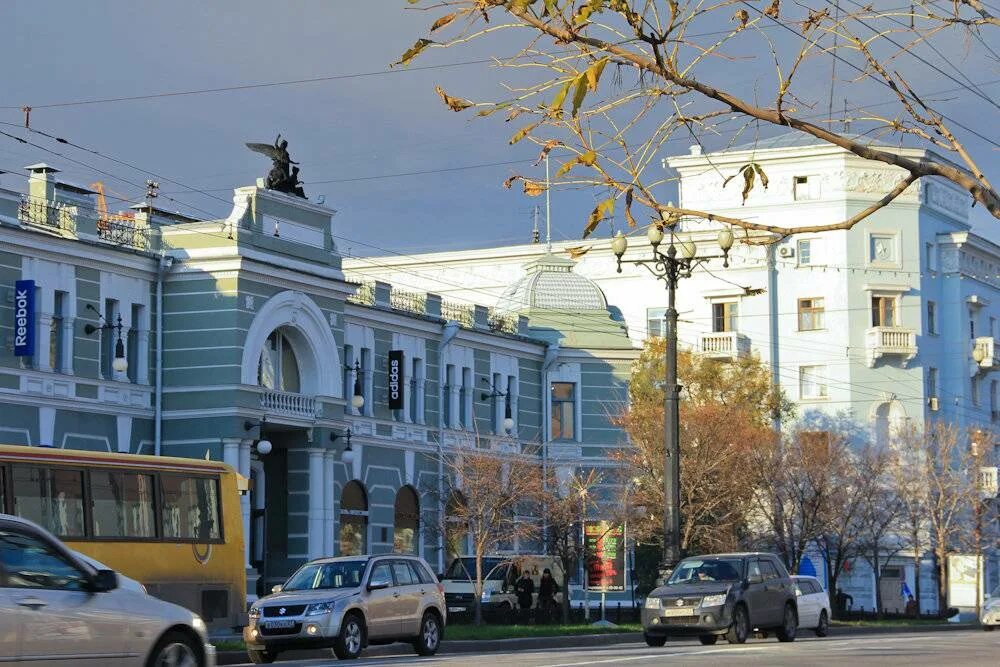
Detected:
left=399, top=1, right=998, bottom=242
left=542, top=468, right=601, bottom=623
left=425, top=445, right=544, bottom=625
left=890, top=429, right=932, bottom=612
left=854, top=445, right=906, bottom=618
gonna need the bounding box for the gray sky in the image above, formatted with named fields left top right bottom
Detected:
left=1, top=1, right=997, bottom=254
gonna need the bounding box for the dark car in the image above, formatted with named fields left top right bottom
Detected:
left=641, top=552, right=797, bottom=646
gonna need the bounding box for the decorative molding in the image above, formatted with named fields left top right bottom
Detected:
left=923, top=182, right=968, bottom=218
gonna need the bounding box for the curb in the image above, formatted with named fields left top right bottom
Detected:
left=215, top=623, right=980, bottom=665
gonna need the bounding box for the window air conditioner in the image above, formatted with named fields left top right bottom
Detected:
left=778, top=246, right=794, bottom=258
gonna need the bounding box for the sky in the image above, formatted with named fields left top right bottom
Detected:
left=1, top=1, right=997, bottom=254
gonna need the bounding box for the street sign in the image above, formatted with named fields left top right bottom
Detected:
left=584, top=520, right=625, bottom=592
left=13, top=280, right=35, bottom=357
left=388, top=350, right=405, bottom=410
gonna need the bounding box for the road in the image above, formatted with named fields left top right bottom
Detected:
left=227, top=630, right=997, bottom=666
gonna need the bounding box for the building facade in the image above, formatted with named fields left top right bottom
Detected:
left=0, top=164, right=635, bottom=599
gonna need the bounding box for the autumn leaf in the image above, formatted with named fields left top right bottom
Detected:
left=523, top=179, right=547, bottom=197
left=434, top=86, right=472, bottom=112
left=503, top=174, right=523, bottom=190
left=802, top=8, right=829, bottom=33
left=583, top=197, right=615, bottom=238
left=751, top=163, right=769, bottom=189
left=393, top=38, right=434, bottom=67
left=534, top=139, right=563, bottom=166
left=510, top=122, right=540, bottom=145
left=624, top=188, right=636, bottom=228
left=543, top=0, right=559, bottom=17
left=732, top=9, right=749, bottom=28
left=430, top=12, right=460, bottom=32
left=571, top=73, right=588, bottom=117
left=764, top=0, right=780, bottom=19
left=741, top=166, right=756, bottom=204
left=585, top=57, right=609, bottom=92
left=578, top=150, right=597, bottom=166
left=566, top=245, right=593, bottom=259
left=549, top=80, right=572, bottom=117
left=555, top=156, right=580, bottom=177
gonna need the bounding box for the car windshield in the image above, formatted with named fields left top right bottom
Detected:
left=442, top=557, right=504, bottom=581
left=283, top=560, right=368, bottom=591
left=667, top=558, right=743, bottom=584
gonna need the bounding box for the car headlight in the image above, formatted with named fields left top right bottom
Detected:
left=644, top=597, right=662, bottom=609
left=701, top=594, right=727, bottom=607
left=306, top=601, right=339, bottom=616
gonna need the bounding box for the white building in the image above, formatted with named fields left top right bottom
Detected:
left=346, top=133, right=1000, bottom=612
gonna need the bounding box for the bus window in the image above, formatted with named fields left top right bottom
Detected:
left=11, top=466, right=86, bottom=538
left=161, top=475, right=221, bottom=541
left=90, top=470, right=156, bottom=538
left=0, top=466, right=6, bottom=513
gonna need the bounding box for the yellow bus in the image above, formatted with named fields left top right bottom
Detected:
left=0, top=444, right=247, bottom=631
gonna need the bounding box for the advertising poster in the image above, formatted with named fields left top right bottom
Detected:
left=388, top=350, right=405, bottom=410
left=584, top=520, right=625, bottom=592
left=13, top=279, right=35, bottom=357
left=947, top=554, right=981, bottom=607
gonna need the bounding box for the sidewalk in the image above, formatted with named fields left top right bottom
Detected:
left=214, top=622, right=981, bottom=665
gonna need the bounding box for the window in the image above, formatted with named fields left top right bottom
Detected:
left=160, top=475, right=221, bottom=541
left=127, top=304, right=143, bottom=383
left=392, top=561, right=416, bottom=586
left=991, top=317, right=997, bottom=339
left=798, top=298, right=824, bottom=331
left=712, top=302, right=738, bottom=333
left=646, top=307, right=666, bottom=338
left=459, top=367, right=472, bottom=429
left=925, top=242, right=936, bottom=271
left=507, top=375, right=518, bottom=433
left=257, top=330, right=300, bottom=393
left=11, top=466, right=85, bottom=538
left=869, top=233, right=897, bottom=264
left=927, top=301, right=937, bottom=335
left=49, top=291, right=65, bottom=372
left=369, top=563, right=393, bottom=587
left=393, top=486, right=419, bottom=555
left=799, top=366, right=828, bottom=400
left=409, top=357, right=425, bottom=424
left=794, top=175, right=820, bottom=201
left=409, top=559, right=435, bottom=585
left=0, top=528, right=88, bottom=591
left=797, top=240, right=812, bottom=265
left=991, top=380, right=998, bottom=421
left=551, top=382, right=576, bottom=440
left=871, top=296, right=897, bottom=327
left=359, top=348, right=372, bottom=416
left=90, top=470, right=156, bottom=538
left=758, top=560, right=778, bottom=581
left=340, top=481, right=368, bottom=556
left=491, top=372, right=503, bottom=434
left=972, top=376, right=981, bottom=407
left=970, top=316, right=976, bottom=340
left=101, top=298, right=118, bottom=379
left=927, top=368, right=938, bottom=399
left=444, top=364, right=455, bottom=428
left=344, top=344, right=356, bottom=413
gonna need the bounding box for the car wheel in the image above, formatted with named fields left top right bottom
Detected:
left=147, top=631, right=202, bottom=667
left=815, top=610, right=829, bottom=637
left=775, top=604, right=797, bottom=642
left=333, top=613, right=365, bottom=660
left=644, top=632, right=667, bottom=647
left=698, top=635, right=718, bottom=645
left=413, top=612, right=442, bottom=656
left=984, top=624, right=995, bottom=632
left=726, top=605, right=749, bottom=644
left=247, top=648, right=277, bottom=664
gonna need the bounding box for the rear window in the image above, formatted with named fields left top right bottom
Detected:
left=161, top=475, right=220, bottom=541
left=409, top=560, right=436, bottom=584
left=443, top=557, right=503, bottom=581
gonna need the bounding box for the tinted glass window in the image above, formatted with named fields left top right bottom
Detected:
left=284, top=560, right=368, bottom=591
left=0, top=527, right=88, bottom=591
left=370, top=563, right=394, bottom=587
left=758, top=560, right=778, bottom=581
left=747, top=560, right=762, bottom=580
left=392, top=561, right=416, bottom=586
left=443, top=557, right=502, bottom=581
left=11, top=466, right=85, bottom=538
left=410, top=560, right=435, bottom=584
left=90, top=470, right=156, bottom=538
left=161, top=475, right=221, bottom=540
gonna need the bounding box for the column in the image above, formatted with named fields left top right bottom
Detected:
left=136, top=328, right=150, bottom=384
left=238, top=439, right=253, bottom=568
left=324, top=450, right=336, bottom=556
left=222, top=438, right=244, bottom=561
left=307, top=448, right=325, bottom=560
left=61, top=317, right=74, bottom=375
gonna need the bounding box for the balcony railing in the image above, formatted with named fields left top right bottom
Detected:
left=864, top=326, right=917, bottom=368
left=440, top=299, right=474, bottom=327
left=972, top=337, right=998, bottom=370
left=698, top=331, right=751, bottom=360
left=389, top=288, right=425, bottom=315
left=260, top=389, right=317, bottom=418
left=18, top=198, right=76, bottom=234
left=347, top=282, right=375, bottom=306
left=98, top=217, right=149, bottom=251
left=487, top=308, right=518, bottom=335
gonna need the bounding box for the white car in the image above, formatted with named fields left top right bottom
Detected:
left=792, top=575, right=831, bottom=637
left=982, top=584, right=1000, bottom=630
left=72, top=551, right=147, bottom=595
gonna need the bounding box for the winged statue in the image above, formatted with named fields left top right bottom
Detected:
left=246, top=134, right=305, bottom=198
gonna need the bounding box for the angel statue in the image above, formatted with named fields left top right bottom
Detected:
left=245, top=134, right=305, bottom=198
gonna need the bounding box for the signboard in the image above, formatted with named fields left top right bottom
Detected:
left=13, top=280, right=35, bottom=357
left=947, top=554, right=981, bottom=607
left=584, top=520, right=625, bottom=592
left=388, top=350, right=405, bottom=410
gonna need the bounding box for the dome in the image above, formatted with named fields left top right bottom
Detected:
left=497, top=254, right=608, bottom=313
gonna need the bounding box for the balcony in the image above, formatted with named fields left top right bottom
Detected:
left=698, top=331, right=751, bottom=360
left=18, top=198, right=76, bottom=234
left=978, top=466, right=999, bottom=499
left=864, top=326, right=917, bottom=368
left=98, top=216, right=149, bottom=251
left=971, top=337, right=999, bottom=372
left=260, top=389, right=318, bottom=418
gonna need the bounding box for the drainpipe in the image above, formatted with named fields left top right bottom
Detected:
left=154, top=252, right=174, bottom=456
left=541, top=342, right=560, bottom=549
left=437, top=320, right=460, bottom=572
left=767, top=244, right=781, bottom=435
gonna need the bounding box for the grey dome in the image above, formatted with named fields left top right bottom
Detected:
left=497, top=253, right=607, bottom=313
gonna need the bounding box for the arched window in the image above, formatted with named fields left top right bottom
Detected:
left=257, top=329, right=300, bottom=393
left=393, top=486, right=420, bottom=554
left=444, top=491, right=469, bottom=563
left=339, top=481, right=368, bottom=556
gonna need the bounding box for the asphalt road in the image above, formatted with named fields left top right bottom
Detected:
left=226, top=629, right=998, bottom=666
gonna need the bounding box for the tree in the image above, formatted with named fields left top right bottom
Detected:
left=426, top=445, right=544, bottom=625
left=853, top=445, right=905, bottom=618
left=542, top=468, right=601, bottom=623
left=890, top=433, right=931, bottom=613
left=400, top=1, right=998, bottom=239
left=612, top=338, right=791, bottom=557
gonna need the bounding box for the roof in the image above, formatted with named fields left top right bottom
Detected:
left=725, top=131, right=893, bottom=153
left=497, top=253, right=608, bottom=312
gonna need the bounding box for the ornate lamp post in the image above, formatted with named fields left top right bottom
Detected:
left=611, top=223, right=733, bottom=576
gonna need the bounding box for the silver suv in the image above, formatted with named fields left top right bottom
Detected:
left=244, top=554, right=446, bottom=663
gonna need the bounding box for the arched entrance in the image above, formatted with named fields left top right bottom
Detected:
left=339, top=480, right=368, bottom=556
left=393, top=486, right=420, bottom=554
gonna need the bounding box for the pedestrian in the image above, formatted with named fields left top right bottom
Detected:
left=834, top=588, right=853, bottom=618
left=515, top=570, right=535, bottom=621
left=905, top=595, right=918, bottom=617
left=537, top=568, right=560, bottom=623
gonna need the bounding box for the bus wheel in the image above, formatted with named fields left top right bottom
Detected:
left=247, top=648, right=278, bottom=664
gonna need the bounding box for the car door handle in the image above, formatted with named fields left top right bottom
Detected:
left=16, top=597, right=47, bottom=609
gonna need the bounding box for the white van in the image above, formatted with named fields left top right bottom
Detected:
left=441, top=555, right=564, bottom=622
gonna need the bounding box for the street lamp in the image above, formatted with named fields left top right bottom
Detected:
left=481, top=379, right=515, bottom=433
left=611, top=223, right=733, bottom=577
left=83, top=305, right=128, bottom=375
left=350, top=360, right=365, bottom=410
left=244, top=417, right=272, bottom=455
left=332, top=429, right=354, bottom=463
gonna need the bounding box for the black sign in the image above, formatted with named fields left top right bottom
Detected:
left=388, top=350, right=405, bottom=410
left=584, top=520, right=626, bottom=592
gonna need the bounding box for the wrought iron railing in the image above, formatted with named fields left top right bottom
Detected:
left=440, top=299, right=474, bottom=327
left=98, top=217, right=149, bottom=250
left=390, top=288, right=425, bottom=315
left=18, top=198, right=76, bottom=233
left=347, top=282, right=375, bottom=306
left=488, top=308, right=518, bottom=335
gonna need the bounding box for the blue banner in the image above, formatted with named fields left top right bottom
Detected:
left=13, top=279, right=35, bottom=357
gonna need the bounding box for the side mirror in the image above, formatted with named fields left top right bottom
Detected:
left=271, top=584, right=283, bottom=594
left=368, top=577, right=392, bottom=591
left=90, top=569, right=118, bottom=593
left=746, top=575, right=763, bottom=585
left=795, top=588, right=802, bottom=597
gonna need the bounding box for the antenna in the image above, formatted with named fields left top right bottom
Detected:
left=545, top=154, right=552, bottom=252
left=827, top=0, right=840, bottom=124
left=532, top=205, right=541, bottom=244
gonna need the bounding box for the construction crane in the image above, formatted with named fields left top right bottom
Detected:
left=90, top=181, right=135, bottom=233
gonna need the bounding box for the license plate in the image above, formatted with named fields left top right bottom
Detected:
left=662, top=607, right=695, bottom=617
left=448, top=606, right=466, bottom=613
left=264, top=619, right=296, bottom=629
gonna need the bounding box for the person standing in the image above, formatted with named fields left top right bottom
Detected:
left=537, top=568, right=560, bottom=623
left=515, top=571, right=535, bottom=622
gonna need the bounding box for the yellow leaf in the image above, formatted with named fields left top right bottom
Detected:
left=751, top=162, right=769, bottom=189
left=732, top=8, right=749, bottom=28
left=555, top=157, right=580, bottom=178
left=434, top=86, right=473, bottom=112
left=509, top=122, right=538, bottom=145
left=534, top=139, right=563, bottom=166
left=503, top=175, right=523, bottom=190
left=549, top=80, right=572, bottom=117
left=430, top=12, right=460, bottom=32
left=566, top=245, right=593, bottom=259
left=583, top=203, right=603, bottom=238
left=571, top=74, right=588, bottom=117
left=741, top=165, right=755, bottom=204
left=585, top=57, right=609, bottom=92
left=393, top=38, right=434, bottom=68
left=578, top=150, right=597, bottom=166
left=523, top=180, right=547, bottom=197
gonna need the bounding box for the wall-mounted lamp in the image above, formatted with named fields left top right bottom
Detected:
left=83, top=303, right=127, bottom=374
left=245, top=417, right=272, bottom=455
left=331, top=429, right=354, bottom=463
left=481, top=378, right=515, bottom=433
left=350, top=360, right=365, bottom=410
